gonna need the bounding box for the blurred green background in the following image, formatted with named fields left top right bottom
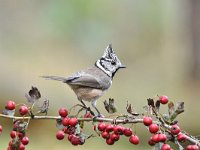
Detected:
left=0, top=0, right=200, bottom=149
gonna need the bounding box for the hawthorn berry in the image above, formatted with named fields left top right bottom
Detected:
left=186, top=145, right=193, bottom=150
left=106, top=138, right=115, bottom=145
left=105, top=124, right=114, bottom=132
left=19, top=105, right=29, bottom=116
left=161, top=143, right=171, bottom=150
left=8, top=141, right=12, bottom=146
left=17, top=132, right=24, bottom=139
left=113, top=125, right=124, bottom=135
left=143, top=116, right=153, bottom=126
left=110, top=133, right=120, bottom=141
left=62, top=117, right=70, bottom=126
left=149, top=124, right=159, bottom=133
left=7, top=101, right=15, bottom=110
left=21, top=136, right=29, bottom=145
left=59, top=108, right=68, bottom=117
left=151, top=134, right=159, bottom=143
left=123, top=128, right=133, bottom=137
left=7, top=146, right=11, bottom=150
left=101, top=131, right=110, bottom=139
left=98, top=122, right=106, bottom=131
left=84, top=113, right=93, bottom=118
left=10, top=131, right=16, bottom=138
left=192, top=145, right=199, bottom=150
left=148, top=138, right=156, bottom=146
left=68, top=118, right=78, bottom=127
left=129, top=135, right=139, bottom=145
left=158, top=134, right=167, bottom=142
left=170, top=124, right=180, bottom=135
left=186, top=145, right=199, bottom=150
left=19, top=144, right=25, bottom=150
left=56, top=130, right=65, bottom=140
left=0, top=125, right=2, bottom=133
left=177, top=133, right=187, bottom=143
left=71, top=136, right=81, bottom=146
left=159, top=95, right=169, bottom=104
left=67, top=134, right=74, bottom=141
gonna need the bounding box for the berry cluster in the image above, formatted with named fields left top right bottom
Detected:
left=0, top=94, right=200, bottom=149
left=97, top=122, right=139, bottom=145
left=56, top=108, right=85, bottom=145
left=8, top=130, right=29, bottom=150
left=141, top=95, right=199, bottom=150
left=6, top=101, right=29, bottom=116
left=4, top=101, right=30, bottom=150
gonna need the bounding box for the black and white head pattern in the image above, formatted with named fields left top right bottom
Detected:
left=95, top=44, right=125, bottom=78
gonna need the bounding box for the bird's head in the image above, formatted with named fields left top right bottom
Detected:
left=95, top=44, right=126, bottom=78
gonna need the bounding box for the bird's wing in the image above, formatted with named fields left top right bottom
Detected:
left=41, top=75, right=68, bottom=82
left=65, top=72, right=102, bottom=89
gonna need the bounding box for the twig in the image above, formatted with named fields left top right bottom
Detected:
left=0, top=113, right=199, bottom=147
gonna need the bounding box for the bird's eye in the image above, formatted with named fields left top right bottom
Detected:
left=111, top=61, right=116, bottom=65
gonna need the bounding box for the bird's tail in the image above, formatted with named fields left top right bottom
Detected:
left=41, top=75, right=67, bottom=82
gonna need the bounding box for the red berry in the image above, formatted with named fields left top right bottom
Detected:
left=110, top=133, right=120, bottom=141
left=67, top=134, right=74, bottom=141
left=10, top=131, right=16, bottom=138
left=148, top=138, right=156, bottom=146
left=68, top=118, right=78, bottom=127
left=8, top=140, right=12, bottom=146
left=123, top=128, right=133, bottom=137
left=151, top=134, right=159, bottom=143
left=143, top=117, right=153, bottom=126
left=105, top=124, right=114, bottom=132
left=21, top=136, right=29, bottom=145
left=71, top=136, right=81, bottom=146
left=177, top=134, right=187, bottom=143
left=192, top=145, right=199, bottom=150
left=19, top=105, right=29, bottom=116
left=158, top=134, right=167, bottom=142
left=17, top=132, right=24, bottom=139
left=62, top=117, right=70, bottom=126
left=186, top=145, right=193, bottom=150
left=7, top=101, right=15, bottom=110
left=98, top=122, right=106, bottom=131
left=7, top=146, right=11, bottom=150
left=59, top=108, right=68, bottom=117
left=161, top=144, right=171, bottom=150
left=113, top=125, right=124, bottom=135
left=56, top=130, right=65, bottom=140
left=170, top=125, right=180, bottom=135
left=84, top=113, right=93, bottom=118
left=129, top=135, right=139, bottom=145
left=0, top=125, right=2, bottom=133
left=19, top=144, right=25, bottom=150
left=159, top=95, right=169, bottom=104
left=101, top=131, right=110, bottom=139
left=149, top=124, right=159, bottom=133
left=106, top=138, right=115, bottom=145
left=186, top=145, right=199, bottom=150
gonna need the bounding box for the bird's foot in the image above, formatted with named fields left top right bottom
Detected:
left=84, top=106, right=95, bottom=116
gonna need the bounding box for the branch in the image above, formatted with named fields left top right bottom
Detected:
left=0, top=113, right=199, bottom=147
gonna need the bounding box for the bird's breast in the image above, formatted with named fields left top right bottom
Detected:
left=70, top=86, right=105, bottom=102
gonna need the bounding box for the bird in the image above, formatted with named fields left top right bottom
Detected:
left=42, top=44, right=126, bottom=116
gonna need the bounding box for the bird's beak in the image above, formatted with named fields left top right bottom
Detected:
left=119, top=64, right=126, bottom=68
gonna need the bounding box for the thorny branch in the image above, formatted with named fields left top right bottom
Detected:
left=0, top=113, right=199, bottom=147
left=0, top=87, right=200, bottom=150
